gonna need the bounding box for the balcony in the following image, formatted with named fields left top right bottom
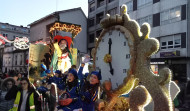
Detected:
left=90, top=6, right=95, bottom=12
left=97, top=0, right=104, bottom=8
left=88, top=0, right=94, bottom=3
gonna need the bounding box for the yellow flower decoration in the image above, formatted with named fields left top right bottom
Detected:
left=104, top=54, right=112, bottom=63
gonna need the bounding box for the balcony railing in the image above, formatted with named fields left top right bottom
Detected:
left=90, top=6, right=95, bottom=12
left=97, top=1, right=104, bottom=8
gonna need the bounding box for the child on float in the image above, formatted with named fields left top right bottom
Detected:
left=57, top=69, right=81, bottom=111
left=47, top=70, right=62, bottom=85
left=78, top=63, right=102, bottom=111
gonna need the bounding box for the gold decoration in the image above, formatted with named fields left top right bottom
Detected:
left=49, top=22, right=82, bottom=38
left=103, top=54, right=112, bottom=63
left=129, top=85, right=151, bottom=111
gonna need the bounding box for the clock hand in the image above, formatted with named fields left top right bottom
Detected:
left=109, top=62, right=114, bottom=75
left=108, top=38, right=113, bottom=75
left=108, top=38, right=112, bottom=54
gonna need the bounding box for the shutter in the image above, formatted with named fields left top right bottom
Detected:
left=181, top=5, right=186, bottom=20
left=153, top=0, right=160, bottom=4
left=181, top=32, right=186, bottom=48
left=133, top=0, right=137, bottom=11
left=153, top=13, right=160, bottom=27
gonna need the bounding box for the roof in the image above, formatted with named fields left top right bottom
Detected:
left=28, top=7, right=87, bottom=26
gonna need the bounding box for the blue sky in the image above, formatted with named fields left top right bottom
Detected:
left=0, top=0, right=88, bottom=27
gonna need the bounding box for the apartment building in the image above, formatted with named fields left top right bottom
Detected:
left=119, top=0, right=189, bottom=82
left=88, top=0, right=119, bottom=53
left=0, top=22, right=30, bottom=74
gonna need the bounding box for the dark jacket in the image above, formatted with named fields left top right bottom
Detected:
left=0, top=77, right=15, bottom=111
left=5, top=85, right=41, bottom=111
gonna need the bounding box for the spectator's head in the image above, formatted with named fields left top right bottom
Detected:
left=55, top=70, right=61, bottom=77
left=89, top=71, right=102, bottom=85
left=71, top=65, right=77, bottom=70
left=67, top=69, right=77, bottom=83
left=1, top=77, right=15, bottom=91
left=103, top=80, right=112, bottom=91
left=6, top=80, right=13, bottom=90
left=18, top=73, right=22, bottom=78
left=20, top=77, right=30, bottom=90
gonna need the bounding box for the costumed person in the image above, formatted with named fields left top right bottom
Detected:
left=57, top=69, right=81, bottom=111
left=50, top=35, right=72, bottom=73
left=0, top=77, right=15, bottom=111
left=47, top=70, right=62, bottom=85
left=5, top=77, right=41, bottom=111
left=78, top=63, right=102, bottom=111
left=40, top=64, right=47, bottom=78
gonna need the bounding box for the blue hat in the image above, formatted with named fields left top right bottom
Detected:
left=84, top=73, right=89, bottom=78
left=68, top=69, right=78, bottom=78
left=45, top=69, right=51, bottom=74
left=55, top=70, right=61, bottom=75
left=41, top=64, right=47, bottom=70
left=91, top=71, right=102, bottom=80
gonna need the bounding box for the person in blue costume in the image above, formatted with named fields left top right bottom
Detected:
left=40, top=64, right=47, bottom=77
left=47, top=70, right=62, bottom=85
left=78, top=63, right=102, bottom=111
left=57, top=69, right=81, bottom=111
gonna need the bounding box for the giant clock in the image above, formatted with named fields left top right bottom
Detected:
left=93, top=23, right=136, bottom=94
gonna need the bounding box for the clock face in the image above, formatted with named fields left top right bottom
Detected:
left=95, top=30, right=131, bottom=90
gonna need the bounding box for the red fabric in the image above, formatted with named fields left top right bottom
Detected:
left=54, top=35, right=72, bottom=49
left=58, top=98, right=73, bottom=106
left=61, top=53, right=69, bottom=59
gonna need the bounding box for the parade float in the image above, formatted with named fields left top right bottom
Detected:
left=91, top=5, right=180, bottom=111
left=28, top=22, right=81, bottom=81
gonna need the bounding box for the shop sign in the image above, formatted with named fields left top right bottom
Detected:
left=160, top=51, right=180, bottom=58
left=150, top=62, right=165, bottom=64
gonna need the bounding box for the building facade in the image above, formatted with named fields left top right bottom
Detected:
left=29, top=8, right=87, bottom=54
left=119, top=0, right=189, bottom=82
left=3, top=46, right=28, bottom=74
left=88, top=0, right=119, bottom=53
left=0, top=22, right=30, bottom=74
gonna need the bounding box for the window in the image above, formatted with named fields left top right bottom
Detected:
left=89, top=33, right=95, bottom=43
left=108, top=8, right=117, bottom=16
left=96, top=30, right=102, bottom=37
left=15, top=55, right=17, bottom=65
left=168, top=41, right=173, bottom=48
left=20, top=55, right=22, bottom=65
left=8, top=57, right=11, bottom=64
left=174, top=39, right=181, bottom=48
left=161, top=6, right=181, bottom=25
left=137, top=0, right=152, bottom=8
left=89, top=17, right=95, bottom=27
left=137, top=15, right=152, bottom=26
left=126, top=1, right=133, bottom=12
left=160, top=34, right=181, bottom=49
left=97, top=0, right=104, bottom=8
left=89, top=2, right=95, bottom=12
left=108, top=0, right=114, bottom=3
left=161, top=42, right=167, bottom=49
left=3, top=33, right=8, bottom=37
left=1, top=25, right=6, bottom=29
left=96, top=12, right=104, bottom=24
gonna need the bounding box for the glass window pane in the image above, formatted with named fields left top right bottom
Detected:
left=174, top=45, right=181, bottom=48
left=161, top=47, right=167, bottom=49
left=175, top=39, right=180, bottom=45
left=168, top=46, right=173, bottom=48
left=162, top=42, right=166, bottom=46
left=168, top=41, right=173, bottom=45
